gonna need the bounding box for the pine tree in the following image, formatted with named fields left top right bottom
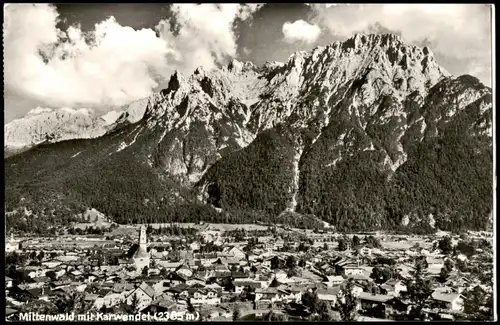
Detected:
left=232, top=308, right=240, bottom=321
left=438, top=236, right=453, bottom=255
left=130, top=292, right=141, bottom=313
left=335, top=279, right=359, bottom=321
left=402, top=256, right=434, bottom=320
left=457, top=286, right=494, bottom=321
left=438, top=259, right=454, bottom=283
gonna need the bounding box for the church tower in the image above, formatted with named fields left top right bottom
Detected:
left=139, top=225, right=147, bottom=247
left=133, top=225, right=150, bottom=273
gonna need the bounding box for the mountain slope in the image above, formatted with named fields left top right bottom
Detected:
left=3, top=100, right=150, bottom=158
left=5, top=33, right=493, bottom=233
left=197, top=34, right=493, bottom=232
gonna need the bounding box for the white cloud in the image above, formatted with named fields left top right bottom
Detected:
left=155, top=4, right=262, bottom=74
left=237, top=3, right=265, bottom=21
left=4, top=4, right=171, bottom=109
left=282, top=20, right=321, bottom=44
left=308, top=4, right=492, bottom=85
left=3, top=3, right=262, bottom=114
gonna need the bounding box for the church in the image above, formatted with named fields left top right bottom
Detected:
left=131, top=225, right=150, bottom=272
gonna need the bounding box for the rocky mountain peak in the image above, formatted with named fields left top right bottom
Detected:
left=4, top=107, right=109, bottom=155
left=227, top=59, right=257, bottom=73
left=161, top=70, right=189, bottom=97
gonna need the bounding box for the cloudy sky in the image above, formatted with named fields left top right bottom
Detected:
left=3, top=3, right=493, bottom=123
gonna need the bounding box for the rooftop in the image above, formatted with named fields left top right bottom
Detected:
left=358, top=292, right=393, bottom=303
left=132, top=245, right=149, bottom=259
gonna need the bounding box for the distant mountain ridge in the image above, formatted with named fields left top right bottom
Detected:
left=5, top=33, right=493, bottom=233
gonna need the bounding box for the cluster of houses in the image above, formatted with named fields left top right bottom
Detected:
left=5, top=225, right=491, bottom=321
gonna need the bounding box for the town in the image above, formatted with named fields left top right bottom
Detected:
left=5, top=214, right=494, bottom=322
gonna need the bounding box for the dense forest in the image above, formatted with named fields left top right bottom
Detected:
left=198, top=126, right=297, bottom=216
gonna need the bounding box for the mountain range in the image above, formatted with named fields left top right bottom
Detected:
left=5, top=33, right=493, bottom=233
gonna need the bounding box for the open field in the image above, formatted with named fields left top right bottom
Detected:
left=138, top=223, right=271, bottom=231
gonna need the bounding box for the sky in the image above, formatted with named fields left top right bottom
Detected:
left=3, top=3, right=493, bottom=124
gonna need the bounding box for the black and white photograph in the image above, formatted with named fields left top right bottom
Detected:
left=3, top=3, right=495, bottom=322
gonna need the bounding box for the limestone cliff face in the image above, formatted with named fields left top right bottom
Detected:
left=4, top=99, right=149, bottom=158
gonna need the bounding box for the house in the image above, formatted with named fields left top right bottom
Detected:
left=126, top=282, right=155, bottom=312
left=262, top=256, right=274, bottom=268
left=381, top=279, right=406, bottom=297
left=426, top=257, right=444, bottom=275
left=358, top=292, right=392, bottom=312
left=274, top=270, right=288, bottom=281
left=247, top=253, right=258, bottom=262
left=33, top=276, right=51, bottom=285
left=103, top=291, right=126, bottom=308
left=350, top=282, right=365, bottom=296
left=185, top=277, right=205, bottom=286
left=394, top=264, right=412, bottom=279
left=189, top=242, right=201, bottom=251
left=216, top=252, right=233, bottom=258
left=280, top=287, right=302, bottom=303
left=431, top=289, right=464, bottom=313
left=42, top=260, right=62, bottom=269
left=263, top=256, right=285, bottom=269
left=55, top=269, right=66, bottom=279
left=231, top=272, right=249, bottom=281
left=150, top=279, right=171, bottom=295
left=342, top=265, right=364, bottom=277
left=147, top=298, right=188, bottom=315
left=51, top=279, right=73, bottom=289
left=73, top=282, right=87, bottom=292
left=148, top=268, right=161, bottom=276
left=118, top=258, right=134, bottom=266
left=193, top=270, right=212, bottom=281
left=317, top=286, right=342, bottom=307
left=359, top=246, right=372, bottom=256
left=195, top=254, right=218, bottom=267
left=254, top=274, right=275, bottom=289
left=70, top=270, right=83, bottom=277
left=213, top=239, right=224, bottom=247
left=214, top=257, right=240, bottom=267
left=255, top=288, right=280, bottom=309
left=319, top=263, right=333, bottom=274
left=233, top=279, right=261, bottom=294
left=198, top=307, right=227, bottom=320
left=175, top=264, right=193, bottom=278
left=5, top=235, right=20, bottom=252
left=165, top=272, right=187, bottom=286
left=167, top=284, right=189, bottom=299
left=206, top=282, right=223, bottom=293
left=228, top=247, right=246, bottom=260
left=444, top=277, right=469, bottom=293
left=274, top=240, right=285, bottom=250
left=160, top=262, right=182, bottom=271
left=384, top=297, right=410, bottom=316
left=323, top=275, right=345, bottom=287
left=190, top=288, right=221, bottom=306
left=211, top=264, right=231, bottom=277
left=420, top=249, right=431, bottom=256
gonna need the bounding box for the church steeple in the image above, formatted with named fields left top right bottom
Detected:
left=139, top=225, right=147, bottom=247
